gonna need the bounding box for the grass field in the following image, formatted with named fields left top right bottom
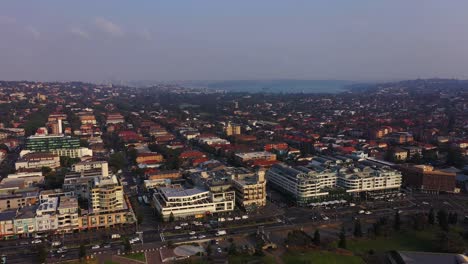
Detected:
left=228, top=254, right=276, bottom=264
left=282, top=251, right=364, bottom=264
left=346, top=228, right=438, bottom=254
left=122, top=252, right=146, bottom=262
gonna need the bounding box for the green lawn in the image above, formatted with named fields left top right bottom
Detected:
left=346, top=229, right=437, bottom=254
left=122, top=252, right=146, bottom=262
left=228, top=254, right=276, bottom=264
left=282, top=251, right=364, bottom=264
left=104, top=261, right=120, bottom=264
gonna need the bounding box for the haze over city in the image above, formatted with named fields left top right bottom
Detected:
left=0, top=2, right=467, bottom=264
left=1, top=0, right=468, bottom=82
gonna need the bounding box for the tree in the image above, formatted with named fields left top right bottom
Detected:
left=437, top=232, right=465, bottom=253
left=109, top=152, right=126, bottom=172
left=394, top=211, right=401, bottom=231
left=354, top=220, right=363, bottom=237
left=338, top=225, right=347, bottom=249
left=123, top=237, right=132, bottom=252
left=169, top=212, right=175, bottom=222
left=206, top=244, right=212, bottom=256
left=437, top=209, right=449, bottom=231
left=79, top=244, right=86, bottom=260
left=448, top=212, right=458, bottom=225
left=412, top=213, right=427, bottom=231
left=313, top=229, right=321, bottom=246
left=36, top=245, right=47, bottom=263
left=428, top=208, right=435, bottom=225
left=228, top=242, right=237, bottom=255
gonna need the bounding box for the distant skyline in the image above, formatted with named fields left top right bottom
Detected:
left=1, top=1, right=468, bottom=82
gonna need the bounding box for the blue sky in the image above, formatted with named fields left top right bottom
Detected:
left=1, top=0, right=468, bottom=82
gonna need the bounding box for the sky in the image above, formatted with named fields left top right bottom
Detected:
left=1, top=0, right=468, bottom=82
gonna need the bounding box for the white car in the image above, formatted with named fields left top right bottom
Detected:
left=189, top=231, right=196, bottom=235
left=234, top=217, right=241, bottom=220
left=31, top=239, right=42, bottom=244
left=358, top=210, right=365, bottom=214
left=241, top=215, right=249, bottom=219
left=226, top=217, right=234, bottom=221
left=174, top=226, right=182, bottom=230
left=91, top=245, right=100, bottom=250
left=365, top=211, right=372, bottom=215
left=180, top=222, right=189, bottom=226
left=349, top=203, right=356, bottom=207
left=190, top=236, right=198, bottom=240
left=197, top=235, right=206, bottom=239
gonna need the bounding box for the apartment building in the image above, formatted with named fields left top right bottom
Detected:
left=57, top=197, right=80, bottom=233
left=153, top=185, right=234, bottom=220
left=229, top=169, right=267, bottom=209
left=337, top=166, right=402, bottom=198
left=22, top=134, right=92, bottom=158
left=0, top=192, right=39, bottom=211
left=225, top=122, right=241, bottom=136
left=235, top=151, right=276, bottom=164
left=0, top=211, right=16, bottom=238
left=72, top=161, right=109, bottom=177
left=15, top=152, right=60, bottom=170
left=90, top=175, right=124, bottom=213
left=266, top=163, right=336, bottom=205
left=398, top=164, right=457, bottom=193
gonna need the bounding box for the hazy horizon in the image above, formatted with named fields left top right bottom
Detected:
left=1, top=1, right=468, bottom=82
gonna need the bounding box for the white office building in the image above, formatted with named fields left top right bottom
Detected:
left=152, top=185, right=234, bottom=220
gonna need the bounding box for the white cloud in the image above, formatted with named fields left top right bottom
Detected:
left=70, top=27, right=89, bottom=39
left=0, top=15, right=16, bottom=25
left=26, top=26, right=40, bottom=39
left=95, top=17, right=123, bottom=37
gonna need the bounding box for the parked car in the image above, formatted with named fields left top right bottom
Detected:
left=174, top=226, right=182, bottom=230
left=31, top=239, right=42, bottom=244
left=91, top=245, right=100, bottom=250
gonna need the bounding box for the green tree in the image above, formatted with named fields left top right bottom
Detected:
left=437, top=209, right=449, bottom=231
left=169, top=212, right=175, bottom=222
left=79, top=244, right=86, bottom=260
left=338, top=225, right=347, bottom=249
left=428, top=208, right=435, bottom=225
left=206, top=244, right=212, bottom=256
left=36, top=245, right=47, bottom=263
left=437, top=232, right=465, bottom=253
left=123, top=237, right=132, bottom=252
left=394, top=211, right=401, bottom=231
left=313, top=229, right=321, bottom=246
left=109, top=152, right=126, bottom=172
left=228, top=242, right=237, bottom=255
left=354, top=220, right=363, bottom=237
left=446, top=148, right=464, bottom=168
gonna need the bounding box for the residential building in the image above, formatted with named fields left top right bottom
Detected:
left=22, top=134, right=92, bottom=158
left=90, top=175, right=124, bottom=213
left=0, top=192, right=39, bottom=211
left=72, top=161, right=109, bottom=177
left=57, top=197, right=79, bottom=233
left=225, top=122, right=241, bottom=136
left=15, top=152, right=60, bottom=170
left=153, top=185, right=235, bottom=220
left=337, top=166, right=402, bottom=198
left=266, top=164, right=336, bottom=205
left=398, top=164, right=458, bottom=193
left=230, top=169, right=267, bottom=209
left=0, top=211, right=16, bottom=238
left=235, top=151, right=276, bottom=164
